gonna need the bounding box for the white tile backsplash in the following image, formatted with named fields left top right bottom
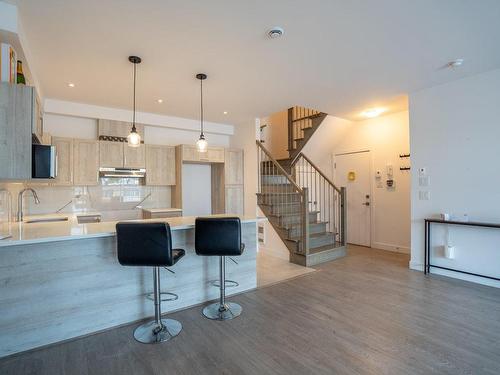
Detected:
left=0, top=182, right=172, bottom=221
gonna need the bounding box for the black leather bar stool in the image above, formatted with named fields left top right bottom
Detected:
left=195, top=217, right=245, bottom=320
left=116, top=222, right=185, bottom=343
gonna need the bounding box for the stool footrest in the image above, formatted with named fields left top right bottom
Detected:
left=146, top=292, right=179, bottom=302
left=211, top=279, right=239, bottom=288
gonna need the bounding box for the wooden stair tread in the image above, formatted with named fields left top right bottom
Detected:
left=308, top=243, right=344, bottom=254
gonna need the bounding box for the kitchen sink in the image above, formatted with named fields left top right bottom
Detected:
left=25, top=217, right=69, bottom=224
left=76, top=214, right=102, bottom=224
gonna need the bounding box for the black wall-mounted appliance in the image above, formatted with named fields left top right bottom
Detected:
left=32, top=144, right=56, bottom=179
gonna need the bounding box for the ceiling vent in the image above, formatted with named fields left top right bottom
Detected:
left=268, top=27, right=284, bottom=39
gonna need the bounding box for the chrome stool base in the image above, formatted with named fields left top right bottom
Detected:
left=133, top=319, right=182, bottom=344
left=202, top=302, right=242, bottom=321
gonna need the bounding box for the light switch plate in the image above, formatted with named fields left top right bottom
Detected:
left=419, top=176, right=430, bottom=187
left=419, top=191, right=430, bottom=200
left=418, top=167, right=427, bottom=176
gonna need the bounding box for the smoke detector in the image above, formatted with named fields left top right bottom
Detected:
left=268, top=27, right=284, bottom=39
left=447, top=59, right=464, bottom=68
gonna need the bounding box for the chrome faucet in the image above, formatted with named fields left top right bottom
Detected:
left=17, top=188, right=40, bottom=222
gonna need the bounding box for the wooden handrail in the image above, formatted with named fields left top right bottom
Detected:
left=256, top=141, right=303, bottom=193
left=291, top=152, right=342, bottom=193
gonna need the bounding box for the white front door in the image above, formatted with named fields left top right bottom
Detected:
left=334, top=151, right=371, bottom=247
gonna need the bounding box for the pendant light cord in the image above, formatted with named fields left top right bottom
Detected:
left=200, top=78, right=204, bottom=136
left=132, top=62, right=137, bottom=132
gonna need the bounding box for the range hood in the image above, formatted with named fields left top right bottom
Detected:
left=99, top=167, right=146, bottom=178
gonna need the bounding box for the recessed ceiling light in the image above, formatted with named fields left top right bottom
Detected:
left=157, top=99, right=163, bottom=103
left=223, top=111, right=228, bottom=115
left=268, top=27, right=284, bottom=39
left=447, top=59, right=464, bottom=68
left=67, top=82, right=75, bottom=88
left=361, top=108, right=386, bottom=118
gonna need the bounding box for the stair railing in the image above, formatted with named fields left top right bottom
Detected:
left=257, top=141, right=310, bottom=255
left=291, top=152, right=346, bottom=246
left=287, top=106, right=322, bottom=152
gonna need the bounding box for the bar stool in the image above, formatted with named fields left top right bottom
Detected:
left=195, top=217, right=245, bottom=320
left=116, top=222, right=185, bottom=344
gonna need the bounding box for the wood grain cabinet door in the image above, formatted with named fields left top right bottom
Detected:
left=225, top=149, right=244, bottom=185
left=181, top=144, right=200, bottom=162
left=51, top=137, right=73, bottom=185
left=225, top=185, right=244, bottom=215
left=0, top=83, right=33, bottom=179
left=146, top=145, right=175, bottom=185
left=123, top=143, right=145, bottom=168
left=73, top=139, right=99, bottom=185
left=99, top=141, right=124, bottom=168
left=208, top=147, right=225, bottom=163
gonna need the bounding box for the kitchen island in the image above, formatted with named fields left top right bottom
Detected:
left=0, top=215, right=258, bottom=358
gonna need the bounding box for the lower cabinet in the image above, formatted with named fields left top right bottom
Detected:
left=225, top=185, right=244, bottom=215
left=51, top=137, right=73, bottom=186
left=146, top=145, right=175, bottom=185
left=73, top=139, right=99, bottom=185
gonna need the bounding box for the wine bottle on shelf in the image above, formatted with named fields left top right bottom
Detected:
left=17, top=60, right=26, bottom=85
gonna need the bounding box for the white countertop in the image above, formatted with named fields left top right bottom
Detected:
left=0, top=215, right=259, bottom=247
left=141, top=208, right=182, bottom=213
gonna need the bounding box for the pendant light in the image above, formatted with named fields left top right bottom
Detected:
left=127, top=56, right=142, bottom=147
left=196, top=73, right=208, bottom=153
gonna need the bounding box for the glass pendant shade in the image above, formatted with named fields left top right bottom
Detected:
left=127, top=129, right=141, bottom=147
left=128, top=55, right=142, bottom=148
left=196, top=135, right=208, bottom=153
left=196, top=73, right=208, bottom=153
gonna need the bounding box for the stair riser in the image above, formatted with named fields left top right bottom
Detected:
left=260, top=185, right=296, bottom=193
left=261, top=175, right=290, bottom=185
left=309, top=234, right=335, bottom=249
left=257, top=194, right=301, bottom=205
left=288, top=222, right=327, bottom=237
left=271, top=204, right=302, bottom=215
left=279, top=212, right=318, bottom=226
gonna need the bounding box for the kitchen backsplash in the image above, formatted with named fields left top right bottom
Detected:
left=0, top=180, right=172, bottom=222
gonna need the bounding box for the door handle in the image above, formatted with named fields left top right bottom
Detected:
left=362, top=202, right=370, bottom=206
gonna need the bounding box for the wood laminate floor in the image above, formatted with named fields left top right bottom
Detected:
left=1, top=245, right=499, bottom=375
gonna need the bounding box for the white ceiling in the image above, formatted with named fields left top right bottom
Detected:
left=12, top=0, right=500, bottom=124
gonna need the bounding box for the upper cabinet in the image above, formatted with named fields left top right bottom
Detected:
left=98, top=119, right=144, bottom=140
left=99, top=140, right=146, bottom=168
left=123, top=144, right=145, bottom=168
left=51, top=137, right=73, bottom=186
left=0, top=83, right=33, bottom=180
left=146, top=145, right=175, bottom=185
left=33, top=94, right=43, bottom=142
left=99, top=141, right=124, bottom=168
left=180, top=144, right=225, bottom=163
left=73, top=139, right=99, bottom=185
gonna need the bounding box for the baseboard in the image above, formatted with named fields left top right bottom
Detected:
left=409, top=260, right=424, bottom=271
left=372, top=241, right=410, bottom=254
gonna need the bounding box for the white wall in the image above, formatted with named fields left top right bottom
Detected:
left=409, top=68, right=500, bottom=287
left=260, top=110, right=289, bottom=160
left=230, top=119, right=260, bottom=217
left=301, top=112, right=411, bottom=253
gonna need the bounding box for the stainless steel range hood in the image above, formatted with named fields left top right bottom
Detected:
left=99, top=167, right=146, bottom=178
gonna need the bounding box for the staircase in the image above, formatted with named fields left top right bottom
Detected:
left=257, top=113, right=347, bottom=266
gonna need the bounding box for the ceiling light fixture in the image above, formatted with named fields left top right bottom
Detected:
left=196, top=73, right=208, bottom=153
left=268, top=27, right=284, bottom=39
left=67, top=83, right=75, bottom=88
left=361, top=108, right=385, bottom=118
left=447, top=59, right=464, bottom=68
left=223, top=111, right=228, bottom=115
left=157, top=99, right=163, bottom=103
left=127, top=56, right=142, bottom=148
